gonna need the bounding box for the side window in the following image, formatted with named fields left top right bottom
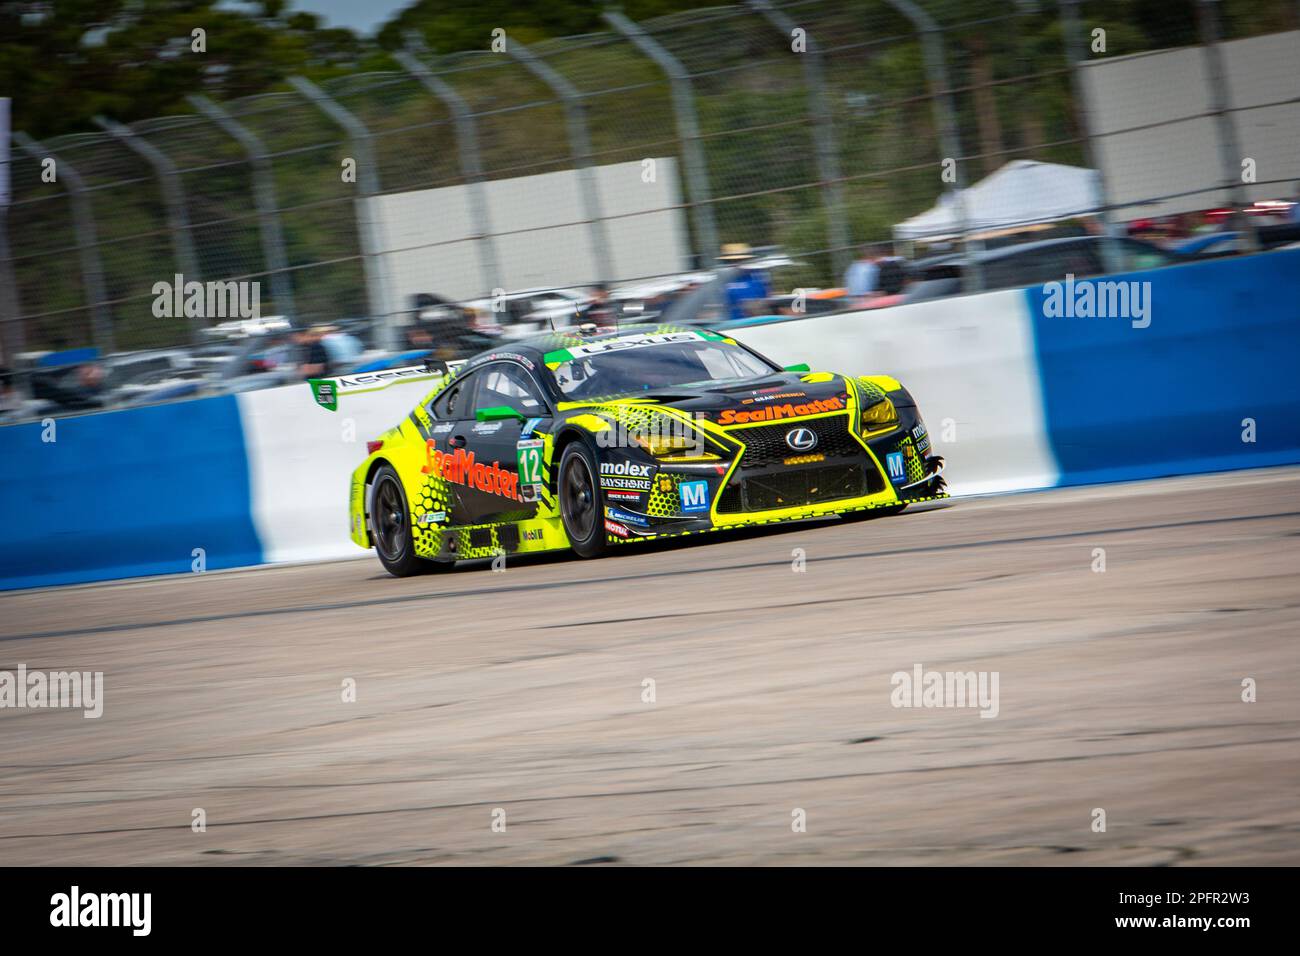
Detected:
left=1063, top=243, right=1105, bottom=278
left=476, top=363, right=546, bottom=416
left=430, top=372, right=479, bottom=420
left=982, top=257, right=1019, bottom=290
left=1118, top=239, right=1176, bottom=271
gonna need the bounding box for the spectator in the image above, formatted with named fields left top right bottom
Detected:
left=585, top=282, right=616, bottom=326
left=322, top=325, right=363, bottom=368
left=844, top=249, right=881, bottom=297
left=862, top=257, right=910, bottom=310
left=297, top=326, right=332, bottom=379
left=718, top=243, right=770, bottom=321
left=404, top=322, right=434, bottom=351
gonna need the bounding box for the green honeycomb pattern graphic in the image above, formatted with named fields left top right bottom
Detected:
left=645, top=472, right=688, bottom=518
left=855, top=377, right=887, bottom=404
left=411, top=472, right=454, bottom=559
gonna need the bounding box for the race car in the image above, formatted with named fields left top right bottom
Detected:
left=347, top=325, right=946, bottom=575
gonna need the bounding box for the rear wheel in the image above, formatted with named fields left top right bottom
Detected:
left=558, top=442, right=608, bottom=558
left=369, top=465, right=439, bottom=576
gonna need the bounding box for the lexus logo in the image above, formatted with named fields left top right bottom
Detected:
left=785, top=427, right=818, bottom=452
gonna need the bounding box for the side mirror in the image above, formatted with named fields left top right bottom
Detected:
left=475, top=405, right=526, bottom=423
left=783, top=362, right=811, bottom=373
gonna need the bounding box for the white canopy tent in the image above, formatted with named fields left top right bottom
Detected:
left=894, top=160, right=1103, bottom=243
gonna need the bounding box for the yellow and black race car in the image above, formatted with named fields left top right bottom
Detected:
left=348, top=325, right=946, bottom=575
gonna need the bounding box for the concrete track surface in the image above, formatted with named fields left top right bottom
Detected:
left=2, top=468, right=1298, bottom=866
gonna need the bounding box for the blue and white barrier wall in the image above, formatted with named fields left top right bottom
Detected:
left=2, top=248, right=1297, bottom=590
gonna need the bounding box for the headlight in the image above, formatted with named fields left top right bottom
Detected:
left=633, top=430, right=718, bottom=460
left=860, top=397, right=899, bottom=432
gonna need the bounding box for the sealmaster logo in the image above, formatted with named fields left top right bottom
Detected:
left=717, top=396, right=844, bottom=425
left=423, top=440, right=520, bottom=499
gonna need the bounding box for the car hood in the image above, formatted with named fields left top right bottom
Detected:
left=570, top=372, right=854, bottom=425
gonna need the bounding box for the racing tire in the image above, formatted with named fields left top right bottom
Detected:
left=558, top=441, right=608, bottom=559
left=369, top=464, right=440, bottom=576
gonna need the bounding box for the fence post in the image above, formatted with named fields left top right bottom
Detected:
left=393, top=48, right=504, bottom=298
left=1195, top=0, right=1259, bottom=251
left=93, top=116, right=203, bottom=342
left=603, top=10, right=719, bottom=270
left=1059, top=0, right=1124, bottom=273
left=12, top=131, right=115, bottom=353
left=747, top=0, right=851, bottom=280
left=288, top=75, right=400, bottom=351
left=886, top=0, right=984, bottom=291
left=0, top=206, right=24, bottom=363
left=507, top=40, right=614, bottom=286
left=0, top=98, right=24, bottom=364
left=186, top=95, right=298, bottom=325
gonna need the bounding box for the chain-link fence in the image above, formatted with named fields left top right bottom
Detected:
left=2, top=0, right=1298, bottom=399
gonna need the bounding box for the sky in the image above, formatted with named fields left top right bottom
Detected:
left=293, top=0, right=414, bottom=35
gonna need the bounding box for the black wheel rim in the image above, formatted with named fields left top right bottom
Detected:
left=373, top=477, right=407, bottom=560
left=561, top=454, right=597, bottom=541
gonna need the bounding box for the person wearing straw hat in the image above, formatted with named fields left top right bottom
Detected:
left=718, top=242, right=770, bottom=321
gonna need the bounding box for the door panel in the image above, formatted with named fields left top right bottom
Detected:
left=457, top=362, right=552, bottom=526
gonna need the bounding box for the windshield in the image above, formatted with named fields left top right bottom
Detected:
left=550, top=333, right=778, bottom=399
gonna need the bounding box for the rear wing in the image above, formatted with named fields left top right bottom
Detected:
left=308, top=359, right=465, bottom=411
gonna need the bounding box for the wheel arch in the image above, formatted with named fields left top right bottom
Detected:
left=359, top=456, right=398, bottom=547
left=550, top=425, right=601, bottom=479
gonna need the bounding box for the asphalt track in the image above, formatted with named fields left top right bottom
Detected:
left=2, top=467, right=1298, bottom=866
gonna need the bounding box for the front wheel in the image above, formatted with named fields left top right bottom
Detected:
left=369, top=465, right=440, bottom=576
left=558, top=442, right=608, bottom=558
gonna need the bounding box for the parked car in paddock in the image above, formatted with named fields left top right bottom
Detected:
left=337, top=325, right=947, bottom=575
left=902, top=236, right=1184, bottom=303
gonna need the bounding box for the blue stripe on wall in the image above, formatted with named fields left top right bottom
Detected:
left=0, top=395, right=264, bottom=590
left=1027, top=248, right=1300, bottom=487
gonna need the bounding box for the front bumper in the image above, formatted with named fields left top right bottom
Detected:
left=602, top=410, right=947, bottom=544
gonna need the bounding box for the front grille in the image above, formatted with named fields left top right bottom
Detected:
left=717, top=465, right=868, bottom=513
left=727, top=416, right=860, bottom=467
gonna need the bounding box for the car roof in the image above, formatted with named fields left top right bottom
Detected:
left=921, top=235, right=1160, bottom=270
left=461, top=324, right=713, bottom=367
